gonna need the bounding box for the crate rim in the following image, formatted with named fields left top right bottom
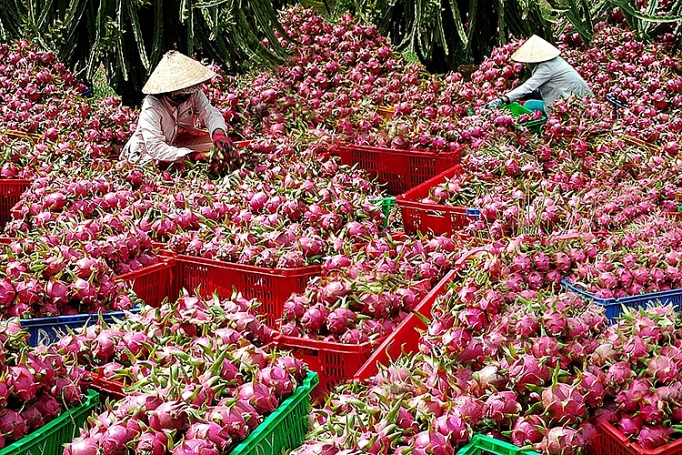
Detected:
left=457, top=434, right=541, bottom=455
left=229, top=371, right=319, bottom=455
left=276, top=333, right=388, bottom=353
left=397, top=164, right=463, bottom=199
left=332, top=141, right=464, bottom=158
left=174, top=253, right=322, bottom=278
left=561, top=278, right=682, bottom=306
left=115, top=255, right=176, bottom=282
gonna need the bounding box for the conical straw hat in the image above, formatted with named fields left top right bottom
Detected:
left=510, top=35, right=560, bottom=63
left=142, top=50, right=216, bottom=95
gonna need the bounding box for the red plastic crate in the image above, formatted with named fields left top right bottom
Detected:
left=87, top=370, right=127, bottom=400
left=115, top=254, right=176, bottom=308
left=594, top=417, right=682, bottom=455
left=333, top=143, right=463, bottom=196
left=353, top=269, right=457, bottom=381
left=396, top=165, right=480, bottom=236
left=275, top=334, right=387, bottom=403
left=174, top=255, right=321, bottom=329
left=0, top=179, right=29, bottom=229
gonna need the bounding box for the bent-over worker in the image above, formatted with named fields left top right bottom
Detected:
left=121, top=50, right=232, bottom=164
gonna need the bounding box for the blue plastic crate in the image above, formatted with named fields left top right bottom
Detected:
left=561, top=279, right=682, bottom=321
left=20, top=307, right=141, bottom=346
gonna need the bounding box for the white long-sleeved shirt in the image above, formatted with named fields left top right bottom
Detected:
left=121, top=91, right=227, bottom=163
left=506, top=57, right=594, bottom=111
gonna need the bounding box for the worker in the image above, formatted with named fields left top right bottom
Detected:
left=121, top=50, right=232, bottom=164
left=485, top=35, right=594, bottom=115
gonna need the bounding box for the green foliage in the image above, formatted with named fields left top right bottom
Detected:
left=0, top=0, right=292, bottom=106
left=328, top=0, right=555, bottom=71
left=551, top=0, right=682, bottom=49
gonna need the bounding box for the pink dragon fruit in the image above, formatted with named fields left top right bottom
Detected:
left=614, top=378, right=651, bottom=412
left=508, top=354, right=550, bottom=392
left=619, top=416, right=644, bottom=437
left=484, top=391, right=521, bottom=426
left=510, top=415, right=546, bottom=446
left=450, top=395, right=487, bottom=425
left=605, top=362, right=634, bottom=391
left=8, top=365, right=39, bottom=402
left=434, top=412, right=469, bottom=444
left=0, top=408, right=27, bottom=441
left=411, top=430, right=454, bottom=455
left=185, top=422, right=232, bottom=451
left=171, top=439, right=220, bottom=455
left=135, top=430, right=169, bottom=455
left=541, top=382, right=586, bottom=425
left=325, top=308, right=357, bottom=334
left=639, top=396, right=666, bottom=425
left=535, top=427, right=584, bottom=455
left=636, top=425, right=674, bottom=449
left=647, top=354, right=679, bottom=384
left=579, top=370, right=606, bottom=408
left=64, top=437, right=99, bottom=455
left=101, top=424, right=131, bottom=455
left=300, top=303, right=330, bottom=332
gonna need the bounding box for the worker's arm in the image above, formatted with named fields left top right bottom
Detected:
left=505, top=63, right=553, bottom=103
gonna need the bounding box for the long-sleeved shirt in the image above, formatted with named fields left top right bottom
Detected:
left=506, top=57, right=594, bottom=111
left=121, top=91, right=227, bottom=163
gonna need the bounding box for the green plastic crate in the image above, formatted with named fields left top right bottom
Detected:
left=501, top=102, right=547, bottom=133
left=230, top=371, right=318, bottom=455
left=457, top=435, right=540, bottom=455
left=0, top=389, right=100, bottom=455
left=369, top=197, right=396, bottom=227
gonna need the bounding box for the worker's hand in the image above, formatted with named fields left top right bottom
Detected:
left=189, top=151, right=210, bottom=162
left=485, top=98, right=504, bottom=109
left=212, top=130, right=233, bottom=153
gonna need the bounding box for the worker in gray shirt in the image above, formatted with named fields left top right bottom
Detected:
left=485, top=35, right=594, bottom=115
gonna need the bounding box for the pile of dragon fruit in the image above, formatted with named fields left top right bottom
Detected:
left=0, top=2, right=681, bottom=455
left=595, top=305, right=682, bottom=449
left=279, top=234, right=461, bottom=343
left=61, top=291, right=308, bottom=455
left=0, top=318, right=88, bottom=449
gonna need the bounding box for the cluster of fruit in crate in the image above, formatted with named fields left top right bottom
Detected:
left=292, top=243, right=682, bottom=455
left=0, top=318, right=89, bottom=449
left=60, top=291, right=310, bottom=455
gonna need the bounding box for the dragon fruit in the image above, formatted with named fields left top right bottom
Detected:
left=535, top=427, right=584, bottom=455
left=135, top=430, right=169, bottom=455
left=411, top=430, right=455, bottom=455
left=171, top=438, right=220, bottom=455
left=101, top=424, right=131, bottom=455
left=0, top=408, right=28, bottom=441
left=65, top=437, right=100, bottom=455
left=646, top=354, right=679, bottom=384
left=185, top=422, right=232, bottom=452
left=541, top=382, right=586, bottom=425
left=605, top=361, right=634, bottom=390
left=618, top=416, right=643, bottom=437
left=484, top=391, right=521, bottom=426
left=434, top=412, right=469, bottom=444
left=508, top=354, right=550, bottom=392
left=510, top=414, right=546, bottom=446
left=636, top=425, right=674, bottom=449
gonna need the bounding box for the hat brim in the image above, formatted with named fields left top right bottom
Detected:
left=142, top=51, right=216, bottom=95
left=510, top=35, right=561, bottom=63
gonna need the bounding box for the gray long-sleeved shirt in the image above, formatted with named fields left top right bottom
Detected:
left=506, top=57, right=594, bottom=111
